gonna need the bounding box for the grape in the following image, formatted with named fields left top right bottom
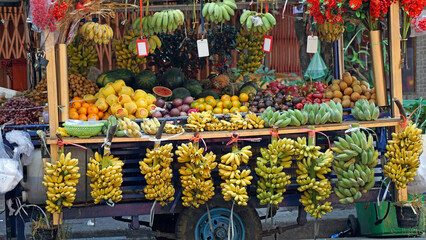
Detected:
left=0, top=96, right=42, bottom=125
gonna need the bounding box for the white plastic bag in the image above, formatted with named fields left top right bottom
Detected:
left=5, top=130, right=34, bottom=166
left=411, top=10, right=426, bottom=37
left=0, top=142, right=22, bottom=194
left=407, top=134, right=426, bottom=195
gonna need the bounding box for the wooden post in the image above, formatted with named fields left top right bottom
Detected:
left=389, top=3, right=407, bottom=201
left=56, top=44, right=69, bottom=122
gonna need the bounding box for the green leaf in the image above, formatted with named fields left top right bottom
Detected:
left=356, top=11, right=360, bottom=18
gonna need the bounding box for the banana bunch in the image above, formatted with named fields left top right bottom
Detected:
left=352, top=99, right=380, bottom=121
left=229, top=112, right=249, bottom=129
left=295, top=137, right=333, bottom=218
left=255, top=138, right=295, bottom=206
left=140, top=143, right=175, bottom=206
left=112, top=29, right=146, bottom=73
left=133, top=16, right=156, bottom=36
left=140, top=118, right=161, bottom=135
left=164, top=123, right=184, bottom=134
left=151, top=9, right=185, bottom=33
left=67, top=38, right=98, bottom=77
left=176, top=142, right=218, bottom=208
left=43, top=153, right=80, bottom=214
left=119, top=117, right=142, bottom=137
left=236, top=30, right=265, bottom=73
left=79, top=22, right=113, bottom=44
left=332, top=130, right=378, bottom=204
left=202, top=0, right=237, bottom=24
left=318, top=21, right=345, bottom=43
left=205, top=119, right=239, bottom=131
left=56, top=127, right=70, bottom=137
left=87, top=152, right=124, bottom=204
left=245, top=112, right=265, bottom=129
left=384, top=123, right=423, bottom=189
left=240, top=10, right=277, bottom=32
left=185, top=111, right=214, bottom=132
left=262, top=107, right=308, bottom=127
left=219, top=145, right=253, bottom=206
left=304, top=101, right=343, bottom=125
left=147, top=35, right=162, bottom=54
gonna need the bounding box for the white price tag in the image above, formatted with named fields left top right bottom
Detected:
left=307, top=36, right=318, bottom=53
left=263, top=36, right=272, bottom=53
left=136, top=39, right=148, bottom=57
left=197, top=39, right=209, bottom=58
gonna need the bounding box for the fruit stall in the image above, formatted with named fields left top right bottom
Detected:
left=3, top=0, right=426, bottom=239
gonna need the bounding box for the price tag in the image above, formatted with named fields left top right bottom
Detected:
left=263, top=35, right=272, bottom=53
left=136, top=39, right=148, bottom=57
left=197, top=39, right=209, bottom=57
left=306, top=36, right=318, bottom=53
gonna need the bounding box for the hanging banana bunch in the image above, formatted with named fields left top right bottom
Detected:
left=147, top=35, right=162, bottom=54
left=384, top=123, right=423, bottom=189
left=43, top=153, right=80, bottom=214
left=236, top=30, right=265, bottom=74
left=67, top=37, right=98, bottom=77
left=140, top=143, right=175, bottom=206
left=132, top=17, right=162, bottom=54
left=202, top=0, right=237, bottom=24
left=176, top=141, right=218, bottom=208
left=79, top=22, right=114, bottom=44
left=219, top=142, right=253, bottom=206
left=332, top=130, right=378, bottom=204
left=317, top=21, right=345, bottom=43
left=151, top=9, right=185, bottom=33
left=255, top=137, right=295, bottom=206
left=112, top=28, right=146, bottom=73
left=240, top=10, right=276, bottom=33
left=295, top=137, right=333, bottom=219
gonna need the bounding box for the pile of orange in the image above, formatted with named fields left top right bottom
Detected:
left=191, top=93, right=249, bottom=114
left=69, top=97, right=103, bottom=121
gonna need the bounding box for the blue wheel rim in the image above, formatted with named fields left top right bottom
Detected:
left=195, top=208, right=246, bottom=240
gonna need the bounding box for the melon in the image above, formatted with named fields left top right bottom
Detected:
left=184, top=79, right=203, bottom=97
left=172, top=87, right=191, bottom=100
left=96, top=69, right=135, bottom=87
left=162, top=68, right=184, bottom=89
left=134, top=70, right=157, bottom=92
left=197, top=90, right=219, bottom=99
left=153, top=86, right=172, bottom=98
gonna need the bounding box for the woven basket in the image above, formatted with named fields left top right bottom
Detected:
left=63, top=122, right=103, bottom=138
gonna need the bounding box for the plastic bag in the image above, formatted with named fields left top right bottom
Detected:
left=411, top=10, right=426, bottom=37
left=5, top=131, right=34, bottom=166
left=407, top=134, right=426, bottom=195
left=304, top=52, right=328, bottom=80
left=0, top=128, right=22, bottom=194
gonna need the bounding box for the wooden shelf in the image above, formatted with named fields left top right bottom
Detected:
left=46, top=118, right=401, bottom=145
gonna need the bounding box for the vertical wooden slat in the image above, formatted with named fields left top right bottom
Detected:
left=56, top=44, right=69, bottom=122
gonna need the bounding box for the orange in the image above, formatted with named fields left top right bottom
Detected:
left=223, top=100, right=232, bottom=109
left=88, top=102, right=94, bottom=106
left=190, top=102, right=198, bottom=109
left=69, top=107, right=77, bottom=113
left=72, top=97, right=83, bottom=103
left=197, top=98, right=205, bottom=104
left=232, top=101, right=241, bottom=108
left=222, top=108, right=230, bottom=114
left=72, top=101, right=82, bottom=109
left=87, top=114, right=99, bottom=121
left=70, top=111, right=79, bottom=119
left=82, top=103, right=90, bottom=108
left=205, top=96, right=215, bottom=102
left=78, top=107, right=88, bottom=115
left=213, top=107, right=223, bottom=114
left=230, top=107, right=239, bottom=113
left=239, top=106, right=249, bottom=112
left=205, top=105, right=213, bottom=111
left=221, top=94, right=231, bottom=102
left=231, top=95, right=239, bottom=102
left=206, top=98, right=216, bottom=107
left=88, top=106, right=99, bottom=115
left=216, top=101, right=224, bottom=109
left=197, top=103, right=205, bottom=111
left=99, top=111, right=107, bottom=119
left=239, top=93, right=249, bottom=102
left=79, top=114, right=88, bottom=121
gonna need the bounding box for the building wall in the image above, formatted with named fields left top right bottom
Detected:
left=405, top=34, right=426, bottom=100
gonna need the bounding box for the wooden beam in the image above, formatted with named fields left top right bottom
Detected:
left=56, top=44, right=69, bottom=122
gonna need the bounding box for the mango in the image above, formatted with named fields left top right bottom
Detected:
left=119, top=94, right=132, bottom=105
left=106, top=95, right=119, bottom=106
left=112, top=80, right=126, bottom=93
left=124, top=102, right=138, bottom=114
left=110, top=103, right=122, bottom=115
left=119, top=86, right=134, bottom=97
left=135, top=98, right=148, bottom=108
left=115, top=108, right=129, bottom=119
left=135, top=108, right=149, bottom=119
left=102, top=85, right=116, bottom=97
left=133, top=90, right=148, bottom=100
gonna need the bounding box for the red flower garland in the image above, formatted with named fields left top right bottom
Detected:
left=400, top=0, right=426, bottom=18
left=306, top=0, right=347, bottom=24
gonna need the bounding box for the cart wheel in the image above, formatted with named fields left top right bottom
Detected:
left=347, top=214, right=360, bottom=237
left=175, top=197, right=262, bottom=240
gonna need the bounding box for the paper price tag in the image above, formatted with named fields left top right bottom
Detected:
left=197, top=39, right=209, bottom=58
left=306, top=36, right=318, bottom=53
left=136, top=39, right=148, bottom=57
left=263, top=35, right=272, bottom=53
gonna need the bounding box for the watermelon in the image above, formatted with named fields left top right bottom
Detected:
left=153, top=86, right=172, bottom=98
left=172, top=88, right=191, bottom=100
left=134, top=70, right=157, bottom=92
left=184, top=80, right=203, bottom=97
left=96, top=69, right=135, bottom=87
left=197, top=90, right=219, bottom=99
left=162, top=68, right=184, bottom=89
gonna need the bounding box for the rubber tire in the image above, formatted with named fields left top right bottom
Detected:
left=347, top=214, right=360, bottom=237
left=175, top=197, right=262, bottom=240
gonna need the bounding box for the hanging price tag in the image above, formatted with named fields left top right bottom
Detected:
left=307, top=36, right=318, bottom=53
left=136, top=39, right=148, bottom=57
left=263, top=35, right=272, bottom=53
left=197, top=39, right=209, bottom=57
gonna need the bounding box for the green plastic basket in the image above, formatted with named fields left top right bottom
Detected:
left=63, top=122, right=104, bottom=138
